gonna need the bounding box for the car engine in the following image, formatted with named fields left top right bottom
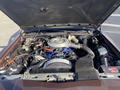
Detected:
left=0, top=30, right=120, bottom=81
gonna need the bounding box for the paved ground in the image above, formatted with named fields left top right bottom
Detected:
left=101, top=7, right=120, bottom=51
left=0, top=6, right=120, bottom=53
left=102, top=7, right=120, bottom=29
left=0, top=11, right=20, bottom=52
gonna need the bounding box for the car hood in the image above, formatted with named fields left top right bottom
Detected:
left=0, top=0, right=120, bottom=29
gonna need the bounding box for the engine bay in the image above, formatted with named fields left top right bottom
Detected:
left=0, top=29, right=120, bottom=81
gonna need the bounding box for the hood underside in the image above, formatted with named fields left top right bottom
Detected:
left=0, top=0, right=120, bottom=29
